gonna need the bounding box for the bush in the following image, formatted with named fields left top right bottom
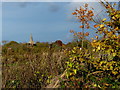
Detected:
left=60, top=2, right=120, bottom=88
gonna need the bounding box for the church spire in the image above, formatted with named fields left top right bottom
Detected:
left=30, top=34, right=33, bottom=42
left=29, top=34, right=34, bottom=45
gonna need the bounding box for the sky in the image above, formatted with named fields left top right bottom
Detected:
left=2, top=2, right=82, bottom=43
left=0, top=2, right=2, bottom=43
left=2, top=1, right=119, bottom=43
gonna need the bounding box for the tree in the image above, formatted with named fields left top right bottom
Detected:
left=60, top=1, right=120, bottom=88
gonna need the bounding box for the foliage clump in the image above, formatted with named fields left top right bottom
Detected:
left=61, top=2, right=120, bottom=88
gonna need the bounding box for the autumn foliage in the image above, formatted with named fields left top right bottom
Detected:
left=61, top=2, right=120, bottom=88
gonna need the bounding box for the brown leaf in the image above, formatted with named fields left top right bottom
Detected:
left=85, top=3, right=88, bottom=7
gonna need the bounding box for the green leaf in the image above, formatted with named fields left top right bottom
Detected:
left=110, top=66, right=113, bottom=70
left=68, top=63, right=73, bottom=67
left=73, top=69, right=77, bottom=74
left=112, top=86, right=116, bottom=88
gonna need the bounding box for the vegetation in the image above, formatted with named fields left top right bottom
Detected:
left=60, top=2, right=120, bottom=88
left=2, top=40, right=87, bottom=88
left=2, top=1, right=120, bottom=89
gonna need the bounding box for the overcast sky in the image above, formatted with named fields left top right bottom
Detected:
left=2, top=1, right=119, bottom=43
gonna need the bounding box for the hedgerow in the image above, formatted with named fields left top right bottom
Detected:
left=61, top=2, right=120, bottom=88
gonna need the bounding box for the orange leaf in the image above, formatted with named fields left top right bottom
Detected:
left=75, top=9, right=78, bottom=11
left=72, top=12, right=77, bottom=15
left=79, top=25, right=84, bottom=28
left=70, top=30, right=74, bottom=33
left=74, top=33, right=77, bottom=36
left=85, top=32, right=89, bottom=36
left=114, top=27, right=119, bottom=31
left=88, top=10, right=93, bottom=13
left=78, top=32, right=83, bottom=35
left=89, top=13, right=94, bottom=16
left=94, top=25, right=99, bottom=28
left=86, top=26, right=90, bottom=29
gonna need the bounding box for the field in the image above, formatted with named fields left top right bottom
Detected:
left=2, top=41, right=80, bottom=88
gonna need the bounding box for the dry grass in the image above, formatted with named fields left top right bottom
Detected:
left=2, top=43, right=68, bottom=88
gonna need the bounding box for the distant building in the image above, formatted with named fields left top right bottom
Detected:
left=28, top=34, right=35, bottom=45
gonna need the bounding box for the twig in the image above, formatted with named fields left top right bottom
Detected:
left=87, top=71, right=104, bottom=78
left=52, top=70, right=67, bottom=88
